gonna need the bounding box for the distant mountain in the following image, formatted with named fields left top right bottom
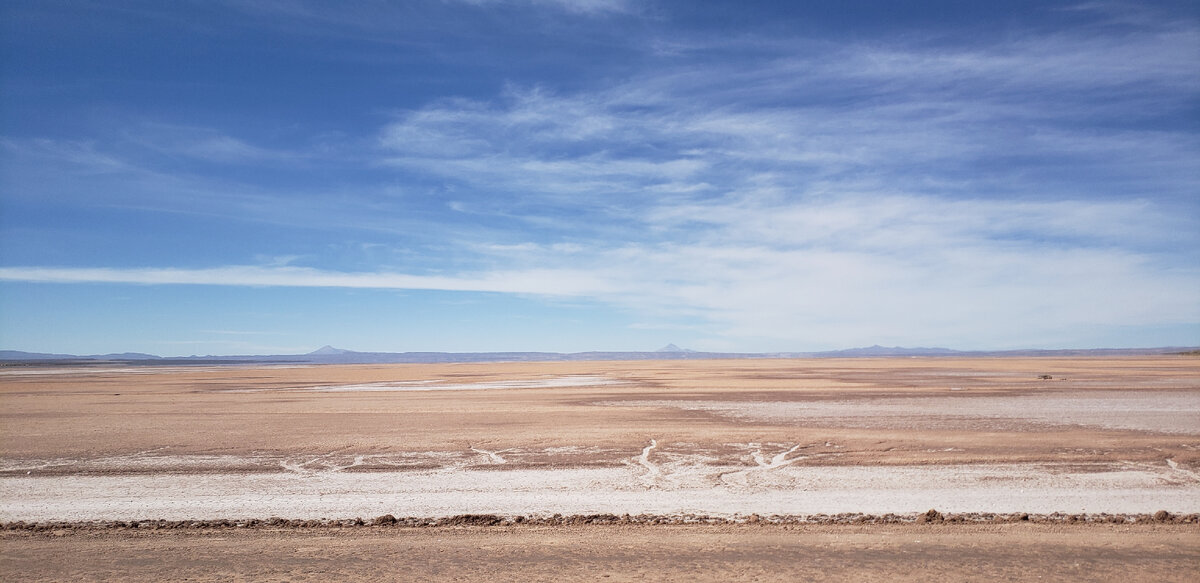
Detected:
left=308, top=345, right=351, bottom=356
left=813, top=345, right=961, bottom=357
left=0, top=350, right=76, bottom=361
left=2, top=345, right=1197, bottom=365
left=92, top=352, right=161, bottom=360
left=0, top=350, right=160, bottom=361
left=655, top=343, right=696, bottom=353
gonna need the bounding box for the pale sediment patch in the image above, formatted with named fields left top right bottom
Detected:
left=252, top=375, right=627, bottom=393
left=3, top=460, right=1197, bottom=522
left=470, top=447, right=514, bottom=464
left=0, top=364, right=312, bottom=377
left=607, top=390, right=1200, bottom=434
left=1165, top=458, right=1200, bottom=482
left=753, top=443, right=806, bottom=469
left=719, top=443, right=812, bottom=488
left=634, top=439, right=661, bottom=487
left=1, top=451, right=462, bottom=477
left=0, top=367, right=205, bottom=376
left=0, top=451, right=278, bottom=476
left=281, top=454, right=373, bottom=475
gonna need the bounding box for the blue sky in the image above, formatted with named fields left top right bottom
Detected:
left=1, top=0, right=1197, bottom=355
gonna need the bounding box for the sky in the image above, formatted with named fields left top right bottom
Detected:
left=1, top=0, right=1197, bottom=356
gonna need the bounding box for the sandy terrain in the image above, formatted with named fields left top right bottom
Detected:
left=4, top=523, right=1198, bottom=582
left=1, top=356, right=1198, bottom=579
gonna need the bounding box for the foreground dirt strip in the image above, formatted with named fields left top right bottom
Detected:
left=4, top=509, right=1199, bottom=529
left=3, top=523, right=1197, bottom=582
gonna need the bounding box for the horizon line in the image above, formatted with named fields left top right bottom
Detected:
left=3, top=344, right=1197, bottom=361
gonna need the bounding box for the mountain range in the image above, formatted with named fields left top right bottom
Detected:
left=1, top=344, right=1196, bottom=365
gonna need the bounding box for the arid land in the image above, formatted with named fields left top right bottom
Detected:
left=2, top=356, right=1198, bottom=580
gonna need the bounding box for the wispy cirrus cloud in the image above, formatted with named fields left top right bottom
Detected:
left=121, top=123, right=303, bottom=164
left=4, top=189, right=1196, bottom=349
left=378, top=18, right=1199, bottom=209
left=4, top=3, right=1197, bottom=352
left=210, top=0, right=640, bottom=43
left=0, top=265, right=616, bottom=297
left=449, top=0, right=637, bottom=16
left=366, top=16, right=1199, bottom=347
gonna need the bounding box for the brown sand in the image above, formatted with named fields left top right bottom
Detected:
left=3, top=357, right=1197, bottom=468
left=3, top=523, right=1198, bottom=582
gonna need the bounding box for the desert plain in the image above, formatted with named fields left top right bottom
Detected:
left=2, top=356, right=1198, bottom=581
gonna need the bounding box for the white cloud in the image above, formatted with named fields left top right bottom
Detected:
left=130, top=125, right=297, bottom=164
left=218, top=0, right=638, bottom=34
left=5, top=188, right=1197, bottom=349
left=377, top=18, right=1199, bottom=214
left=0, top=138, right=134, bottom=175
left=0, top=265, right=616, bottom=297
left=449, top=0, right=636, bottom=16
left=6, top=8, right=1197, bottom=351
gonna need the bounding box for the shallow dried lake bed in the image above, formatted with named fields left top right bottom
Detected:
left=1, top=357, right=1198, bottom=522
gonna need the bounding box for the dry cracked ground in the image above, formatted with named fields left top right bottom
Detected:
left=2, top=356, right=1198, bottom=580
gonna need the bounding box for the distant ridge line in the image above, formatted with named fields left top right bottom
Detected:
left=1, top=345, right=1197, bottom=365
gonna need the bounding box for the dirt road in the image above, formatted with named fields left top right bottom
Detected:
left=4, top=523, right=1197, bottom=582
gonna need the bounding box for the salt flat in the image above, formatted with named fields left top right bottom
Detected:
left=616, top=390, right=1200, bottom=434
left=3, top=460, right=1195, bottom=522
left=3, top=356, right=1199, bottom=582
left=2, top=356, right=1197, bottom=522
